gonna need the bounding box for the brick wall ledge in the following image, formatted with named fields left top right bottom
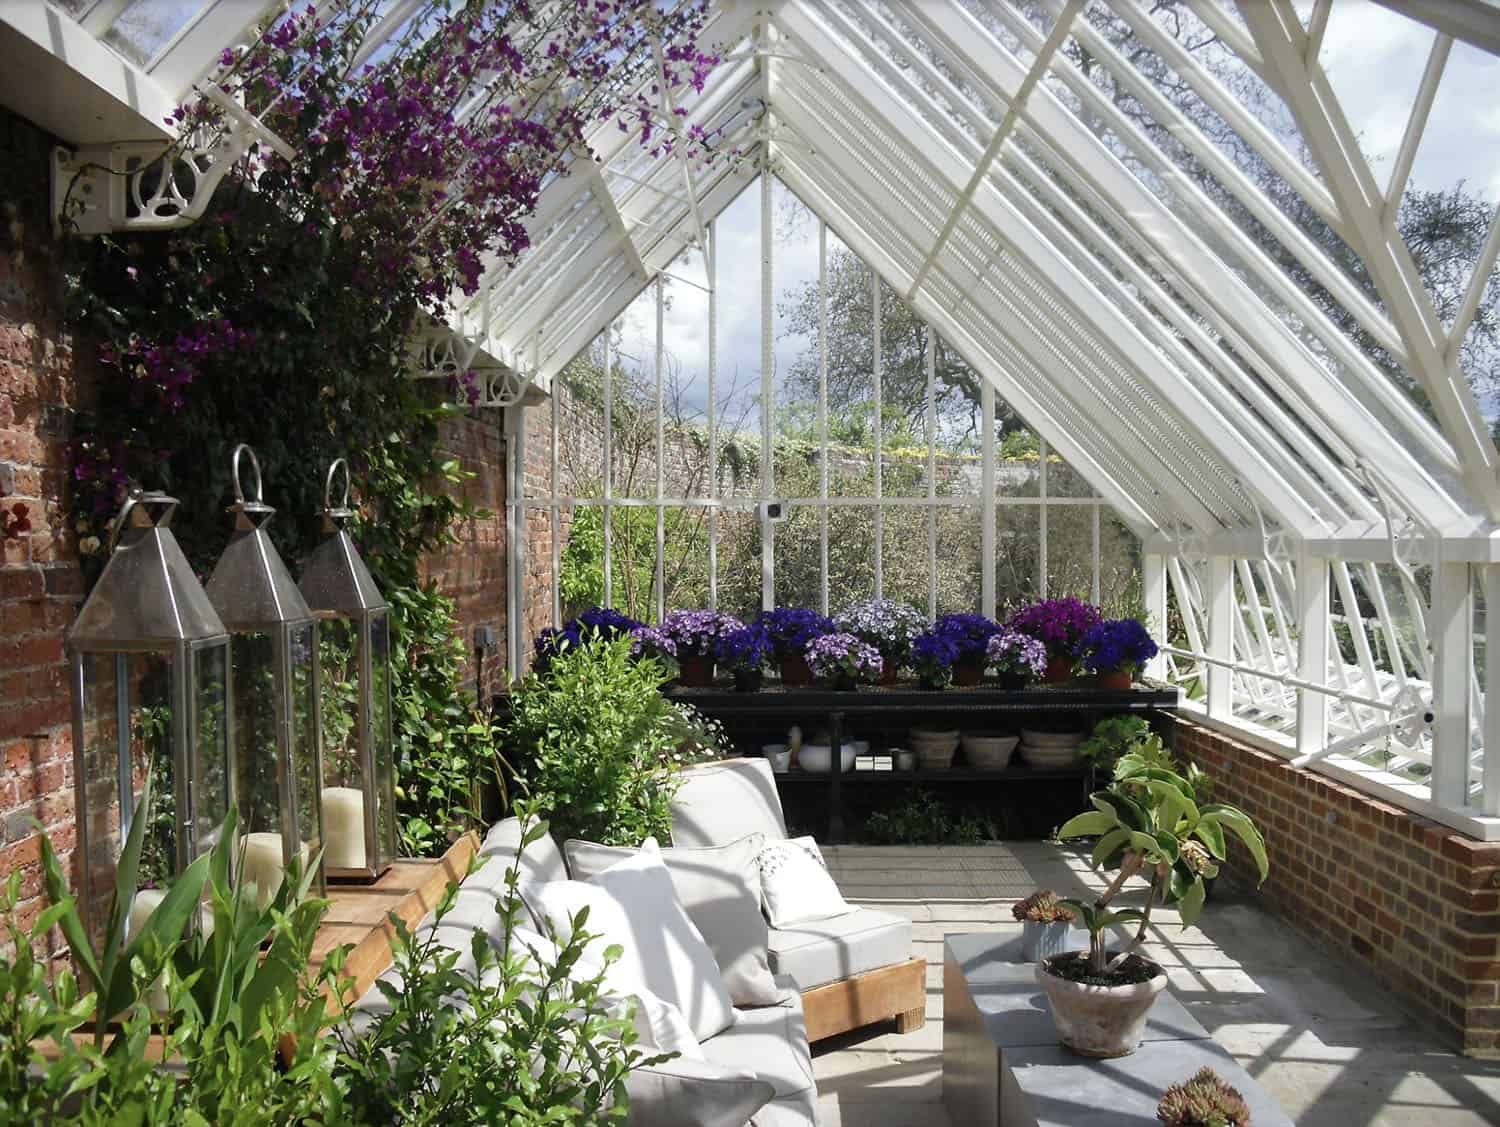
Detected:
left=1171, top=712, right=1500, bottom=1056
left=1172, top=698, right=1500, bottom=843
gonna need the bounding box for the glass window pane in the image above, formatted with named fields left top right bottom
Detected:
left=192, top=641, right=230, bottom=861
left=995, top=505, right=1041, bottom=615
left=291, top=623, right=321, bottom=855
left=935, top=506, right=984, bottom=616
left=104, top=0, right=204, bottom=65
left=370, top=612, right=397, bottom=865
left=230, top=631, right=279, bottom=836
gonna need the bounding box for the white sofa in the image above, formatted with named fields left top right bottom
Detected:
left=670, top=758, right=926, bottom=1041
left=350, top=813, right=818, bottom=1126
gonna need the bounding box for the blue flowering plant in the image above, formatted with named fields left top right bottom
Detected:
left=757, top=607, right=836, bottom=656
left=805, top=633, right=884, bottom=687
left=910, top=628, right=961, bottom=688
left=659, top=610, right=743, bottom=658
left=834, top=598, right=927, bottom=669
left=716, top=622, right=774, bottom=674
left=533, top=606, right=642, bottom=668
left=1075, top=618, right=1158, bottom=677
left=986, top=630, right=1048, bottom=681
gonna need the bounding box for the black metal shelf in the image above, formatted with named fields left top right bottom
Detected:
left=770, top=766, right=1087, bottom=784
left=664, top=680, right=1179, bottom=715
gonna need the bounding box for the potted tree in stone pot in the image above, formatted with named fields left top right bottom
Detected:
left=1039, top=752, right=1268, bottom=1057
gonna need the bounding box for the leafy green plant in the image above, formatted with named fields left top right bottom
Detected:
left=504, top=635, right=684, bottom=846
left=1079, top=714, right=1163, bottom=773
left=864, top=790, right=992, bottom=845
left=333, top=800, right=666, bottom=1123
left=1057, top=752, right=1268, bottom=978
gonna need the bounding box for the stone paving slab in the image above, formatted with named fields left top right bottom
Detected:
left=810, top=842, right=1500, bottom=1127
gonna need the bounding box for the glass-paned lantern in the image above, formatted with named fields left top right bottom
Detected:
left=299, top=460, right=395, bottom=882
left=205, top=446, right=325, bottom=907
left=66, top=490, right=230, bottom=967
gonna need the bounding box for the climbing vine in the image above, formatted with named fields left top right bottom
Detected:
left=54, top=1, right=726, bottom=855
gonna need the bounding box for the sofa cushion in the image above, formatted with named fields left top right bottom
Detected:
left=699, top=982, right=814, bottom=1102
left=623, top=1055, right=776, bottom=1127
left=755, top=836, right=850, bottom=929
left=474, top=816, right=568, bottom=887
left=670, top=758, right=787, bottom=847
left=526, top=850, right=736, bottom=1041
left=748, top=1089, right=819, bottom=1127
left=768, top=907, right=912, bottom=991
left=565, top=834, right=781, bottom=1007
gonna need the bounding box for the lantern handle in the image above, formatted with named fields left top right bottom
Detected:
left=231, top=444, right=264, bottom=505
left=323, top=458, right=352, bottom=515
left=106, top=488, right=144, bottom=555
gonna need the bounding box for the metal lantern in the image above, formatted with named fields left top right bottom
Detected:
left=299, top=459, right=395, bottom=882
left=66, top=490, right=231, bottom=964
left=205, top=446, right=325, bottom=907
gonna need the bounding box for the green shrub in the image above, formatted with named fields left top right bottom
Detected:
left=505, top=635, right=685, bottom=845
left=333, top=801, right=665, bottom=1123
left=864, top=790, right=993, bottom=845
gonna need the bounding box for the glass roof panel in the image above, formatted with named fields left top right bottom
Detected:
left=103, top=0, right=206, bottom=66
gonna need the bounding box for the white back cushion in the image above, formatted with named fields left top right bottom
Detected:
left=756, top=837, right=851, bottom=929
left=670, top=758, right=787, bottom=848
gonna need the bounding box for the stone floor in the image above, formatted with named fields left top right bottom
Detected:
left=810, top=842, right=1500, bottom=1126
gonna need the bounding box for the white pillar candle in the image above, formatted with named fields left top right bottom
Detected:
left=240, top=832, right=288, bottom=911
left=321, top=786, right=367, bottom=869
left=128, top=888, right=170, bottom=1012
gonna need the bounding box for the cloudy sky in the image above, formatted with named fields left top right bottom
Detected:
left=602, top=0, right=1500, bottom=431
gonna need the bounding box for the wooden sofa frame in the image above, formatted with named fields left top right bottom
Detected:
left=800, top=956, right=927, bottom=1042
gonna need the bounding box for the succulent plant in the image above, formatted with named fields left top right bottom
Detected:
left=1011, top=889, right=1075, bottom=924
left=1156, top=1067, right=1251, bottom=1126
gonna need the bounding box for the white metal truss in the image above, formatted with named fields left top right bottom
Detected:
left=22, top=0, right=1500, bottom=836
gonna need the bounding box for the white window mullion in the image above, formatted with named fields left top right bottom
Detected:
left=760, top=172, right=775, bottom=611
left=926, top=325, right=938, bottom=621
left=981, top=380, right=996, bottom=618
left=655, top=275, right=666, bottom=623
left=603, top=329, right=614, bottom=609
left=550, top=369, right=561, bottom=629
left=818, top=220, right=830, bottom=617
left=872, top=273, right=884, bottom=601
left=1091, top=503, right=1100, bottom=605
left=708, top=223, right=719, bottom=611
left=1038, top=435, right=1049, bottom=600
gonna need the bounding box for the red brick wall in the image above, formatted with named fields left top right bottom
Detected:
left=1173, top=714, right=1500, bottom=1057
left=1, top=110, right=89, bottom=965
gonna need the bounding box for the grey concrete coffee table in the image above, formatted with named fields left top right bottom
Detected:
left=943, top=929, right=1292, bottom=1126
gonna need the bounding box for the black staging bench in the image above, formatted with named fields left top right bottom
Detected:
left=665, top=681, right=1180, bottom=843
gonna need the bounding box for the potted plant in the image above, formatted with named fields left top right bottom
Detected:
left=758, top=607, right=835, bottom=686
left=834, top=598, right=926, bottom=684
left=658, top=609, right=741, bottom=687
left=1006, top=597, right=1104, bottom=683
left=805, top=632, right=884, bottom=690
left=1156, top=1067, right=1252, bottom=1126
left=911, top=626, right=961, bottom=689
left=717, top=622, right=772, bottom=692
left=628, top=624, right=676, bottom=666
left=1040, top=752, right=1268, bottom=1057
left=1012, top=890, right=1076, bottom=961
left=533, top=605, right=642, bottom=674
left=986, top=629, right=1048, bottom=689
left=929, top=613, right=1001, bottom=686
left=1076, top=617, right=1158, bottom=690
left=1079, top=714, right=1163, bottom=777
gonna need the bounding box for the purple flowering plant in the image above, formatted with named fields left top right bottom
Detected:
left=834, top=598, right=927, bottom=664
left=1005, top=598, right=1104, bottom=657
left=805, top=633, right=884, bottom=685
left=629, top=625, right=677, bottom=663
left=534, top=606, right=642, bottom=665
left=716, top=623, right=774, bottom=673
left=659, top=610, right=743, bottom=658
left=986, top=630, right=1048, bottom=679
left=1075, top=618, right=1158, bottom=675
left=757, top=607, right=836, bottom=656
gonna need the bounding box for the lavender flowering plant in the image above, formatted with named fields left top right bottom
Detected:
left=659, top=610, right=743, bottom=658
left=1075, top=618, right=1158, bottom=675
left=834, top=598, right=927, bottom=664
left=1005, top=598, right=1104, bottom=657
left=757, top=607, right=836, bottom=655
left=716, top=623, right=773, bottom=672
left=629, top=625, right=677, bottom=663
left=986, top=630, right=1048, bottom=679
left=805, top=633, right=884, bottom=686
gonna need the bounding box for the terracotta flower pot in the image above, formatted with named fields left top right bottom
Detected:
left=1096, top=669, right=1133, bottom=691
left=1044, top=655, right=1074, bottom=683
left=1036, top=953, right=1167, bottom=1058
left=951, top=658, right=985, bottom=687
left=779, top=652, right=814, bottom=687
left=878, top=660, right=899, bottom=685
left=678, top=653, right=715, bottom=688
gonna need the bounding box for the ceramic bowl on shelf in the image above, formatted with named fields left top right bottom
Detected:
left=1019, top=744, right=1083, bottom=769
left=762, top=743, right=792, bottom=773
left=910, top=727, right=959, bottom=741
left=917, top=745, right=957, bottom=770
left=1019, top=729, right=1084, bottom=748
left=894, top=748, right=917, bottom=771
left=960, top=732, right=1020, bottom=770
left=798, top=744, right=858, bottom=774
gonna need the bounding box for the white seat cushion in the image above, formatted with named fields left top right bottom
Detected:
left=525, top=850, right=737, bottom=1041
left=565, top=834, right=781, bottom=1006
left=670, top=758, right=788, bottom=847
left=623, top=1056, right=775, bottom=1127
left=767, top=907, right=912, bottom=991
left=699, top=985, right=814, bottom=1102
